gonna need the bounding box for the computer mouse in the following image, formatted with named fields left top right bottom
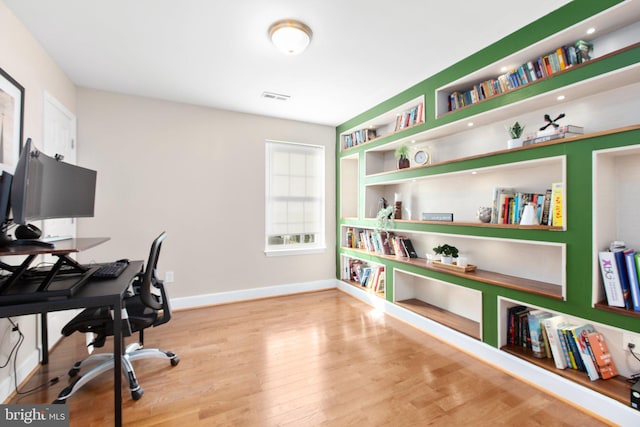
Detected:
left=15, top=223, right=42, bottom=239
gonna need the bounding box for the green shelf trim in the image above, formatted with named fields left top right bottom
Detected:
left=338, top=221, right=566, bottom=244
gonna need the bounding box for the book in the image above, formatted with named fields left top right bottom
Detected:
left=527, top=310, right=552, bottom=358
left=540, top=189, right=552, bottom=225
left=598, top=251, right=625, bottom=307
left=491, top=187, right=515, bottom=224
left=400, top=238, right=417, bottom=258
left=612, top=247, right=632, bottom=309
left=627, top=250, right=640, bottom=311
left=584, top=332, right=618, bottom=379
left=542, top=315, right=569, bottom=369
left=558, top=327, right=576, bottom=369
left=507, top=305, right=528, bottom=345
left=550, top=182, right=563, bottom=227
left=568, top=324, right=600, bottom=381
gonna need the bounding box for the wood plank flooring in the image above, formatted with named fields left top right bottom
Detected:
left=7, top=290, right=610, bottom=426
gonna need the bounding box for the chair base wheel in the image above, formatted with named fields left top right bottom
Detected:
left=171, top=357, right=180, bottom=366
left=52, top=399, right=66, bottom=404
left=131, top=388, right=144, bottom=400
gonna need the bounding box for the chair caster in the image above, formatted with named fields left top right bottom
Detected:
left=68, top=361, right=82, bottom=377
left=52, top=398, right=66, bottom=404
left=170, top=357, right=180, bottom=367
left=131, top=388, right=144, bottom=400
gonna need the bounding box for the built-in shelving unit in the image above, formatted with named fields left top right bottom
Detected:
left=336, top=1, right=640, bottom=422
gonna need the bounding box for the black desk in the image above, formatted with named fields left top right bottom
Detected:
left=0, top=238, right=141, bottom=427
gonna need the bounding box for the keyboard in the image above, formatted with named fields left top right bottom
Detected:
left=92, top=261, right=129, bottom=279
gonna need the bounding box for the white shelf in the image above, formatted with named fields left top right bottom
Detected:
left=364, top=156, right=565, bottom=225
left=394, top=268, right=482, bottom=339
left=592, top=144, right=640, bottom=307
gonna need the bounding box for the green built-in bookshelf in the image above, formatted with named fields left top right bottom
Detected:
left=336, top=0, right=640, bottom=422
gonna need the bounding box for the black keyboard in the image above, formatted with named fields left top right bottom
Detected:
left=92, top=261, right=129, bottom=279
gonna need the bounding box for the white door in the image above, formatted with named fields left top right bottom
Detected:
left=42, top=92, right=77, bottom=240
left=41, top=92, right=79, bottom=351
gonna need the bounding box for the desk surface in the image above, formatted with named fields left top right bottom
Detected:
left=0, top=237, right=110, bottom=257
left=0, top=260, right=143, bottom=317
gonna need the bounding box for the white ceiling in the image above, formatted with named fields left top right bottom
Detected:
left=4, top=0, right=571, bottom=126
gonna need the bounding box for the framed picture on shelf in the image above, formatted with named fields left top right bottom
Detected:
left=0, top=67, right=25, bottom=169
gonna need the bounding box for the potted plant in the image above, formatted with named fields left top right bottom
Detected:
left=395, top=144, right=410, bottom=169
left=433, top=244, right=459, bottom=264
left=506, top=121, right=525, bottom=149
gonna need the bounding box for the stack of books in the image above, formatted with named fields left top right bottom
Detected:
left=523, top=125, right=584, bottom=145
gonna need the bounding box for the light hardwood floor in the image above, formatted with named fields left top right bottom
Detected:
left=8, top=290, right=610, bottom=426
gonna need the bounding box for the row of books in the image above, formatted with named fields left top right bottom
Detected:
left=342, top=101, right=424, bottom=150
left=342, top=128, right=377, bottom=150
left=344, top=228, right=417, bottom=258
left=522, top=124, right=584, bottom=146
left=598, top=241, right=640, bottom=310
left=394, top=102, right=424, bottom=132
left=490, top=183, right=563, bottom=226
left=344, top=259, right=385, bottom=293
left=448, top=39, right=593, bottom=112
left=508, top=306, right=618, bottom=381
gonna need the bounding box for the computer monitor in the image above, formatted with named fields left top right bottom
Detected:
left=0, top=171, right=14, bottom=245
left=10, top=138, right=97, bottom=226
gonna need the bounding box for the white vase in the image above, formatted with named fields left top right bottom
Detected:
left=520, top=203, right=539, bottom=225
left=507, top=138, right=522, bottom=149
left=441, top=255, right=453, bottom=264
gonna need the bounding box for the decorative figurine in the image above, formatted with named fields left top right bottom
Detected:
left=539, top=113, right=566, bottom=131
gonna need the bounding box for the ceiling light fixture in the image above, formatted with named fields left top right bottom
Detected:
left=269, top=19, right=312, bottom=55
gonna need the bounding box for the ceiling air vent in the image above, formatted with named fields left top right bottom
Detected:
left=261, top=91, right=290, bottom=101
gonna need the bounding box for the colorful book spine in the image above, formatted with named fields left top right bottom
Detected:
left=542, top=315, right=568, bottom=369
left=626, top=250, right=640, bottom=311
left=550, top=182, right=563, bottom=227
left=598, top=251, right=625, bottom=307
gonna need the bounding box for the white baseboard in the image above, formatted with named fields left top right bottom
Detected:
left=170, top=279, right=337, bottom=310
left=0, top=348, right=41, bottom=403
left=337, top=281, right=640, bottom=427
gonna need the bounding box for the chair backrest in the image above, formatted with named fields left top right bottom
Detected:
left=138, top=231, right=166, bottom=310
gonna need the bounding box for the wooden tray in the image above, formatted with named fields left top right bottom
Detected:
left=431, top=260, right=477, bottom=273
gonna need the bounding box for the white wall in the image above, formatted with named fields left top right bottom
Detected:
left=75, top=90, right=336, bottom=299
left=0, top=0, right=337, bottom=402
left=0, top=1, right=77, bottom=401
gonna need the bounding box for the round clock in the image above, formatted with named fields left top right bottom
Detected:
left=414, top=150, right=430, bottom=165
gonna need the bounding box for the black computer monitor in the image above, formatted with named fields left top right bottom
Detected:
left=0, top=171, right=14, bottom=245
left=10, top=138, right=97, bottom=225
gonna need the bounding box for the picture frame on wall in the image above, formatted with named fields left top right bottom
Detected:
left=0, top=67, right=25, bottom=169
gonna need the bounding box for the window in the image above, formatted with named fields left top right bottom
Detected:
left=265, top=140, right=325, bottom=255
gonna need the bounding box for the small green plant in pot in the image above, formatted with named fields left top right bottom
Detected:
left=395, top=144, right=410, bottom=169
left=506, top=121, right=525, bottom=149
left=433, top=244, right=459, bottom=264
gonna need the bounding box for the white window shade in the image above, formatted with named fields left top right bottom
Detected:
left=265, top=140, right=325, bottom=255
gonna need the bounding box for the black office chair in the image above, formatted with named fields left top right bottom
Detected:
left=54, top=232, right=179, bottom=403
